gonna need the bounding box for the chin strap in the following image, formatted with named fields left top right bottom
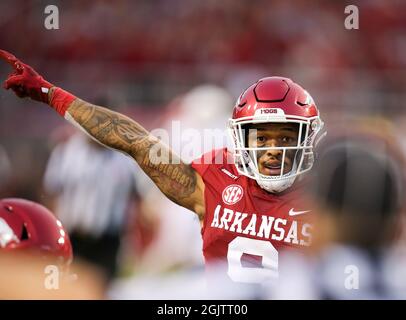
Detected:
left=256, top=175, right=297, bottom=193
left=253, top=153, right=300, bottom=193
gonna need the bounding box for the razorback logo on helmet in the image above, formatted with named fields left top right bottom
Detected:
left=222, top=184, right=244, bottom=205
left=0, top=217, right=19, bottom=248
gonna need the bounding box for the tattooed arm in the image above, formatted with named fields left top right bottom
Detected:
left=57, top=93, right=206, bottom=219
left=0, top=49, right=205, bottom=218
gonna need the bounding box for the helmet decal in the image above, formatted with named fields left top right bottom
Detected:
left=0, top=217, right=20, bottom=248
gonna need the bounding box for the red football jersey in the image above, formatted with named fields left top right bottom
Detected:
left=192, top=148, right=314, bottom=284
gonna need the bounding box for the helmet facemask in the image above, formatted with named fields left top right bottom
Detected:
left=228, top=113, right=324, bottom=193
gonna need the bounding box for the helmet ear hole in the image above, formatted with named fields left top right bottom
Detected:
left=242, top=124, right=250, bottom=147
left=21, top=223, right=29, bottom=240
left=301, top=124, right=307, bottom=144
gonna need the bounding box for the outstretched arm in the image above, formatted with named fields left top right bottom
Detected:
left=0, top=50, right=205, bottom=218
left=65, top=96, right=205, bottom=216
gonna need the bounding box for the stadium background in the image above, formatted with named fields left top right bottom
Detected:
left=0, top=0, right=405, bottom=298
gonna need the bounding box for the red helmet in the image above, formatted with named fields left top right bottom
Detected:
left=228, top=77, right=325, bottom=193
left=0, top=198, right=72, bottom=265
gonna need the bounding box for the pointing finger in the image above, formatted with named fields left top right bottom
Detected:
left=0, top=49, right=22, bottom=71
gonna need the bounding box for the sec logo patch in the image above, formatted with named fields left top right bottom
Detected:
left=222, top=184, right=244, bottom=205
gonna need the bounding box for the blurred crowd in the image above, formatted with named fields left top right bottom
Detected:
left=0, top=0, right=406, bottom=299
left=0, top=0, right=405, bottom=109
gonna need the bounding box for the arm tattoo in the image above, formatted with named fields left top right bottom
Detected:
left=66, top=98, right=199, bottom=209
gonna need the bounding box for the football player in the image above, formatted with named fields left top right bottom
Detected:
left=0, top=50, right=324, bottom=285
